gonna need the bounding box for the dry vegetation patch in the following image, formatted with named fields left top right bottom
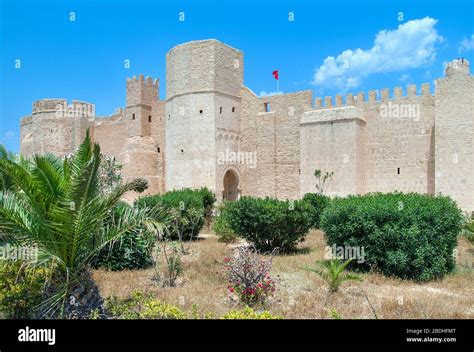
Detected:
left=93, top=230, right=474, bottom=319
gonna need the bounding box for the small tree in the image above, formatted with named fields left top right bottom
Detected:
left=314, top=169, right=333, bottom=195
left=304, top=259, right=361, bottom=293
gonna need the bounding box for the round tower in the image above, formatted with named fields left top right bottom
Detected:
left=445, top=58, right=470, bottom=78
left=29, top=99, right=94, bottom=156
left=165, top=39, right=244, bottom=193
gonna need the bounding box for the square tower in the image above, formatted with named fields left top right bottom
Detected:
left=165, top=40, right=244, bottom=193
left=126, top=75, right=159, bottom=137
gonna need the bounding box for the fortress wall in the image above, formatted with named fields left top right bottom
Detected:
left=165, top=93, right=217, bottom=192
left=362, top=85, right=435, bottom=194
left=120, top=136, right=161, bottom=203
left=19, top=116, right=34, bottom=156
left=435, top=62, right=474, bottom=211
left=300, top=107, right=366, bottom=197
left=93, top=112, right=127, bottom=160
left=240, top=87, right=265, bottom=197
left=311, top=85, right=435, bottom=195
left=151, top=100, right=166, bottom=193
left=240, top=89, right=312, bottom=199
left=262, top=91, right=313, bottom=199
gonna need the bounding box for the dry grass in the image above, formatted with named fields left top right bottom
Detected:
left=92, top=230, right=474, bottom=319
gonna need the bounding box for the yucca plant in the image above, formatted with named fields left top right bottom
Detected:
left=0, top=130, right=164, bottom=318
left=304, top=259, right=361, bottom=293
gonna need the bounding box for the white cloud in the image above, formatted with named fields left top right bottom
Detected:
left=259, top=91, right=284, bottom=97
left=399, top=73, right=411, bottom=82
left=312, top=17, right=443, bottom=91
left=458, top=34, right=474, bottom=53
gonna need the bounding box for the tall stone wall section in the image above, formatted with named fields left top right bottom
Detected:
left=435, top=59, right=474, bottom=211
left=241, top=90, right=312, bottom=199
left=300, top=107, right=366, bottom=196
left=94, top=110, right=126, bottom=158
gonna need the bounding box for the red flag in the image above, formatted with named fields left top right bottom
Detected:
left=272, top=70, right=279, bottom=80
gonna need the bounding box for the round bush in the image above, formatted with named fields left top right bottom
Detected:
left=302, top=193, right=330, bottom=229
left=213, top=204, right=239, bottom=243
left=135, top=188, right=215, bottom=241
left=92, top=202, right=155, bottom=271
left=225, top=196, right=312, bottom=252
left=320, top=192, right=463, bottom=281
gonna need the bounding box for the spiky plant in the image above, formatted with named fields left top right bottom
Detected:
left=304, top=258, right=361, bottom=293
left=0, top=130, right=164, bottom=318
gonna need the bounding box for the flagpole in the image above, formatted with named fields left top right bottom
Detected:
left=277, top=77, right=279, bottom=93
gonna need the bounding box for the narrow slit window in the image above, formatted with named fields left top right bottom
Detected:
left=264, top=102, right=270, bottom=112
left=232, top=107, right=235, bottom=112
left=397, top=167, right=400, bottom=175
left=132, top=113, right=135, bottom=120
left=220, top=107, right=223, bottom=114
left=157, top=147, right=160, bottom=153
left=148, top=116, right=152, bottom=122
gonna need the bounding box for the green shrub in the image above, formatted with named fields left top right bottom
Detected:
left=320, top=192, right=463, bottom=281
left=0, top=260, right=48, bottom=319
left=302, top=193, right=330, bottom=229
left=221, top=307, right=281, bottom=319
left=198, top=187, right=216, bottom=229
left=460, top=214, right=474, bottom=243
left=225, top=196, right=312, bottom=252
left=135, top=188, right=215, bottom=241
left=213, top=204, right=239, bottom=243
left=106, top=291, right=186, bottom=319
left=91, top=202, right=155, bottom=271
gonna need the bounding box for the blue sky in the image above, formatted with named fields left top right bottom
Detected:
left=1, top=0, right=473, bottom=152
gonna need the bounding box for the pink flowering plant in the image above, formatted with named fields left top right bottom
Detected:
left=223, top=246, right=278, bottom=307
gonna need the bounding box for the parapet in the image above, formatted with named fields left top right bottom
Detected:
left=20, top=115, right=33, bottom=126
left=445, top=58, right=470, bottom=78
left=32, top=98, right=95, bottom=117
left=314, top=83, right=432, bottom=109
left=301, top=106, right=365, bottom=125
left=126, top=74, right=159, bottom=87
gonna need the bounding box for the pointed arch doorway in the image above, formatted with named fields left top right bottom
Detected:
left=223, top=168, right=240, bottom=201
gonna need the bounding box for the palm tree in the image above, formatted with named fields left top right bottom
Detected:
left=0, top=130, right=163, bottom=318
left=304, top=258, right=361, bottom=293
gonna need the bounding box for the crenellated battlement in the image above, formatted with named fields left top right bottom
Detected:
left=314, top=83, right=432, bottom=110
left=126, top=74, right=159, bottom=87
left=126, top=74, right=159, bottom=107
left=32, top=99, right=95, bottom=117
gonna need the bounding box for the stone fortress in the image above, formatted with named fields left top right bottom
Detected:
left=19, top=39, right=474, bottom=211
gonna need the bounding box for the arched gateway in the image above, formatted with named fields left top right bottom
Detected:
left=223, top=169, right=240, bottom=201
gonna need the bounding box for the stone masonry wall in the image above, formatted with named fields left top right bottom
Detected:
left=435, top=60, right=474, bottom=211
